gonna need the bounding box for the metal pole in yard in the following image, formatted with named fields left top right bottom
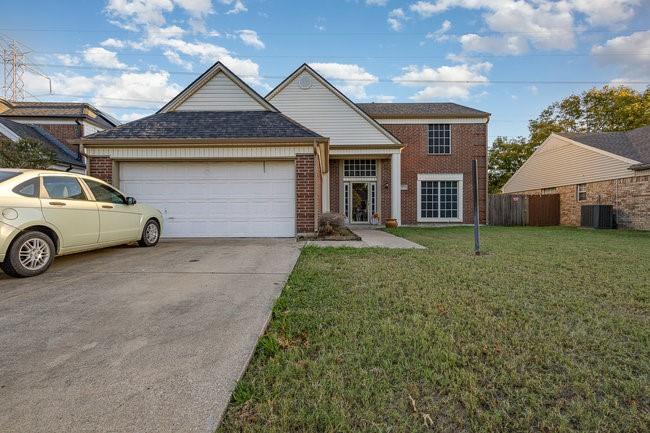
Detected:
left=472, top=159, right=481, bottom=255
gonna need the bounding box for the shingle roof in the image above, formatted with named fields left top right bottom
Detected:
left=558, top=125, right=650, bottom=166
left=0, top=100, right=118, bottom=128
left=356, top=102, right=490, bottom=118
left=0, top=118, right=85, bottom=168
left=82, top=111, right=323, bottom=141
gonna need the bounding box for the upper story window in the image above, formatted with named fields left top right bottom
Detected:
left=576, top=183, right=587, bottom=201
left=428, top=124, right=451, bottom=154
left=344, top=160, right=376, bottom=177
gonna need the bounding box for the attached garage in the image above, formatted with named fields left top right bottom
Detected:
left=78, top=62, right=329, bottom=238
left=119, top=161, right=296, bottom=237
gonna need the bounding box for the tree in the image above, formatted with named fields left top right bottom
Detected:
left=0, top=138, right=56, bottom=169
left=489, top=85, right=650, bottom=192
left=488, top=136, right=534, bottom=194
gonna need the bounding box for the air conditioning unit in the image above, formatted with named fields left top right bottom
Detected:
left=581, top=205, right=615, bottom=229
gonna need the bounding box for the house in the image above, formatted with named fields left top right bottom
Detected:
left=0, top=117, right=85, bottom=172
left=77, top=62, right=489, bottom=238
left=0, top=99, right=119, bottom=156
left=502, top=127, right=650, bottom=230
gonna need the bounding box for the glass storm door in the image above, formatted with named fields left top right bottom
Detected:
left=351, top=182, right=369, bottom=223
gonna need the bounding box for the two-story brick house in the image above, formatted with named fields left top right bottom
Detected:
left=79, top=62, right=489, bottom=237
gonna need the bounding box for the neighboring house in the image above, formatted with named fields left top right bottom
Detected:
left=0, top=98, right=118, bottom=156
left=78, top=62, right=489, bottom=238
left=502, top=126, right=650, bottom=230
left=0, top=117, right=85, bottom=172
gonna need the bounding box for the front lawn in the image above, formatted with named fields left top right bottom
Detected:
left=218, top=227, right=650, bottom=433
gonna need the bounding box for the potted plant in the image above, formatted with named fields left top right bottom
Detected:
left=385, top=217, right=398, bottom=228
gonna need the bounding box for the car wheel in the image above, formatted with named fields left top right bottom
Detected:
left=1, top=231, right=55, bottom=278
left=138, top=219, right=160, bottom=247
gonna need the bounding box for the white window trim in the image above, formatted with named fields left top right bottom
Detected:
left=576, top=183, right=587, bottom=201
left=417, top=173, right=463, bottom=223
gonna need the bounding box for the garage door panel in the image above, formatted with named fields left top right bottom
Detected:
left=119, top=161, right=296, bottom=237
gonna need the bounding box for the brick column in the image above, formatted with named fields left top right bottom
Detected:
left=88, top=156, right=113, bottom=184
left=296, top=154, right=316, bottom=234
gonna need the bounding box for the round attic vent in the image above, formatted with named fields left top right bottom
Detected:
left=298, top=75, right=312, bottom=90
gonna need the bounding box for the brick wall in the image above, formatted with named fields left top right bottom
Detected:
left=296, top=154, right=316, bottom=233
left=382, top=123, right=487, bottom=224
left=36, top=123, right=83, bottom=153
left=329, top=159, right=340, bottom=213
left=88, top=156, right=112, bottom=184
left=314, top=152, right=322, bottom=228
left=520, top=174, right=650, bottom=230
left=380, top=158, right=392, bottom=223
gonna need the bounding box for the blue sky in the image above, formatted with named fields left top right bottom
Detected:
left=2, top=0, right=649, bottom=142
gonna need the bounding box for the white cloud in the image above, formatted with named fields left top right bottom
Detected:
left=163, top=49, right=193, bottom=70
left=119, top=112, right=149, bottom=122
left=174, top=0, right=213, bottom=16
left=592, top=30, right=650, bottom=82
left=220, top=0, right=247, bottom=14
left=105, top=0, right=174, bottom=27
left=366, top=0, right=388, bottom=5
left=393, top=62, right=491, bottom=100
left=100, top=38, right=126, bottom=49
left=425, top=19, right=452, bottom=41
left=459, top=34, right=528, bottom=55
left=529, top=85, right=539, bottom=95
left=406, top=0, right=643, bottom=53
left=387, top=8, right=407, bottom=31
left=373, top=95, right=396, bottom=102
left=83, top=47, right=129, bottom=69
left=237, top=30, right=265, bottom=49
left=309, top=63, right=379, bottom=99
left=55, top=54, right=80, bottom=66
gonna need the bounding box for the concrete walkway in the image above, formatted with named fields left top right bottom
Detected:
left=306, top=228, right=425, bottom=249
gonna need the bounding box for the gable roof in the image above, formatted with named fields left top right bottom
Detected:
left=558, top=125, right=650, bottom=166
left=0, top=117, right=85, bottom=168
left=158, top=61, right=277, bottom=113
left=78, top=111, right=323, bottom=142
left=266, top=64, right=401, bottom=146
left=357, top=102, right=490, bottom=119
left=0, top=99, right=118, bottom=129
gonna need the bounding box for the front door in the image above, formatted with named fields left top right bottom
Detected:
left=351, top=182, right=369, bottom=223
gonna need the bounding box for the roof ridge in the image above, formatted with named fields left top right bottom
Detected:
left=29, top=124, right=81, bottom=160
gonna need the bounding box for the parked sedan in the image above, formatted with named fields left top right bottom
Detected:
left=0, top=169, right=163, bottom=277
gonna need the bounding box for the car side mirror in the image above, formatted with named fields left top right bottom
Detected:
left=126, top=197, right=137, bottom=205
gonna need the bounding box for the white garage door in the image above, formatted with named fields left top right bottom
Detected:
left=119, top=161, right=295, bottom=237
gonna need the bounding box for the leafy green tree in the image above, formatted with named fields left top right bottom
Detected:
left=488, top=136, right=534, bottom=194
left=489, top=85, right=650, bottom=192
left=0, top=138, right=56, bottom=169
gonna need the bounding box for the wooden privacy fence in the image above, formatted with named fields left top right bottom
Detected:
left=489, top=194, right=560, bottom=226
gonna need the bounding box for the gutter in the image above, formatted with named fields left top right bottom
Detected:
left=630, top=162, right=650, bottom=171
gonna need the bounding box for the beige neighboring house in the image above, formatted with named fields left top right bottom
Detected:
left=503, top=125, right=650, bottom=230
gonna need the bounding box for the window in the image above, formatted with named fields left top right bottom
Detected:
left=576, top=183, right=587, bottom=201
left=542, top=187, right=556, bottom=195
left=418, top=174, right=463, bottom=221
left=13, top=178, right=40, bottom=198
left=43, top=176, right=87, bottom=200
left=85, top=179, right=126, bottom=204
left=344, top=160, right=376, bottom=177
left=0, top=171, right=20, bottom=183
left=428, top=124, right=451, bottom=154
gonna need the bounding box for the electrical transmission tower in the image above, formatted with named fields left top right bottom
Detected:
left=1, top=35, right=51, bottom=101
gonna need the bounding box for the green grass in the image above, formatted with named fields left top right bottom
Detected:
left=218, top=227, right=650, bottom=433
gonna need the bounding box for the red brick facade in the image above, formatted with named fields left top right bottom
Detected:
left=329, top=159, right=340, bottom=214
left=518, top=173, right=650, bottom=230
left=88, top=156, right=113, bottom=184
left=35, top=123, right=83, bottom=153
left=296, top=154, right=317, bottom=234
left=380, top=158, right=392, bottom=223
left=382, top=123, right=487, bottom=224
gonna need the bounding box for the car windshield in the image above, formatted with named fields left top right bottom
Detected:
left=0, top=171, right=21, bottom=183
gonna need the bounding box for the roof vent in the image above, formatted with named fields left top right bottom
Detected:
left=298, top=75, right=312, bottom=90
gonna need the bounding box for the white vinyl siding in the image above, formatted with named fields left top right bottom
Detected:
left=503, top=135, right=638, bottom=193
left=119, top=161, right=295, bottom=237
left=174, top=72, right=268, bottom=111
left=84, top=145, right=313, bottom=160
left=268, top=71, right=396, bottom=146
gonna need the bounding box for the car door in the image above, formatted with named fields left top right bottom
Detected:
left=40, top=175, right=100, bottom=248
left=83, top=179, right=142, bottom=243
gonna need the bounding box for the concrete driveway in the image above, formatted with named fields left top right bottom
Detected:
left=0, top=238, right=301, bottom=433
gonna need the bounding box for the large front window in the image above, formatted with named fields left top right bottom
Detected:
left=417, top=174, right=463, bottom=222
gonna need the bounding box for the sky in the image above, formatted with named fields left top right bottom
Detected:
left=1, top=0, right=649, bottom=143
